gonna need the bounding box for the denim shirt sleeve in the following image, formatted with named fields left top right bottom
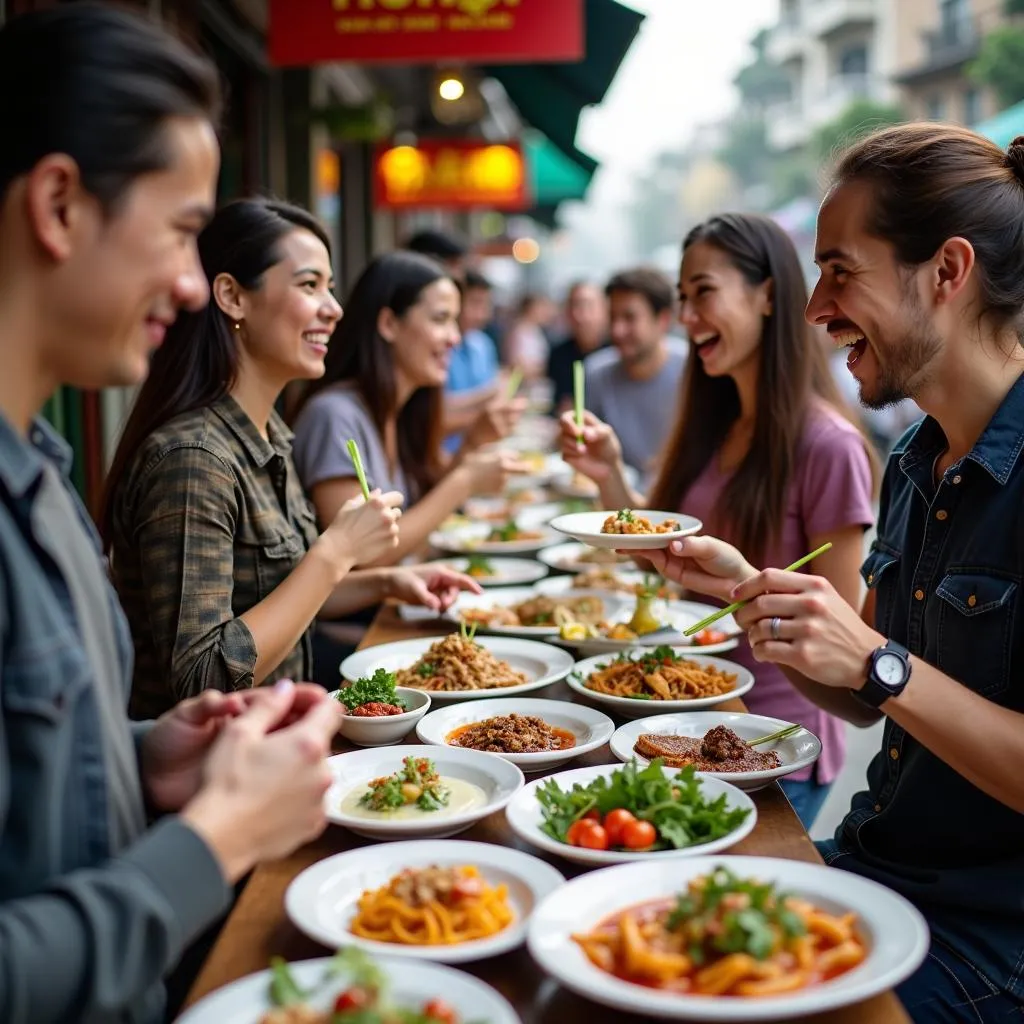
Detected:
left=0, top=583, right=231, bottom=1023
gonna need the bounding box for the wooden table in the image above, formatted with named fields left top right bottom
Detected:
left=185, top=608, right=910, bottom=1023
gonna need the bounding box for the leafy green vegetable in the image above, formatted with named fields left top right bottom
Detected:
left=665, top=865, right=807, bottom=962
left=359, top=756, right=451, bottom=813
left=487, top=520, right=520, bottom=542
left=336, top=669, right=407, bottom=712
left=465, top=554, right=495, bottom=575
left=416, top=661, right=437, bottom=678
left=616, top=508, right=636, bottom=523
left=536, top=759, right=750, bottom=851
left=269, top=957, right=308, bottom=1006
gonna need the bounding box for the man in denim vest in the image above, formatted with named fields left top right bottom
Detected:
left=644, top=122, right=1024, bottom=1022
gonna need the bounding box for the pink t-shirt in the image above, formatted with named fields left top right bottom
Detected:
left=680, top=403, right=875, bottom=784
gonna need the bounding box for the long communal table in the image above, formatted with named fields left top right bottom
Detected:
left=184, top=607, right=911, bottom=1024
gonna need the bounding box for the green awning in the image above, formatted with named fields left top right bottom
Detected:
left=975, top=99, right=1024, bottom=147
left=524, top=130, right=594, bottom=205
left=486, top=0, right=644, bottom=169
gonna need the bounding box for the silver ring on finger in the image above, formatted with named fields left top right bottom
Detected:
left=770, top=616, right=782, bottom=642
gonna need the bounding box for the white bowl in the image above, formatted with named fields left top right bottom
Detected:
left=549, top=509, right=702, bottom=549
left=340, top=635, right=574, bottom=703
left=610, top=711, right=823, bottom=792
left=176, top=955, right=520, bottom=1024
left=505, top=763, right=757, bottom=866
left=324, top=744, right=524, bottom=840
left=568, top=650, right=754, bottom=718
left=527, top=855, right=930, bottom=1021
left=286, top=839, right=564, bottom=963
left=416, top=697, right=615, bottom=773
left=329, top=686, right=431, bottom=746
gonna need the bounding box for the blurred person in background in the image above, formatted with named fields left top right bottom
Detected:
left=404, top=226, right=470, bottom=282
left=561, top=214, right=877, bottom=828
left=583, top=266, right=688, bottom=485
left=547, top=280, right=608, bottom=412
left=292, top=252, right=526, bottom=566
left=101, top=199, right=478, bottom=720
left=504, top=292, right=554, bottom=380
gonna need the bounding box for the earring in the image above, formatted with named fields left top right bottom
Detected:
left=233, top=321, right=241, bottom=331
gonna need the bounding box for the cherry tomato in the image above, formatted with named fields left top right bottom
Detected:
left=334, top=986, right=372, bottom=1013
left=581, top=808, right=601, bottom=821
left=577, top=821, right=610, bottom=850
left=603, top=808, right=636, bottom=846
left=566, top=819, right=593, bottom=846
left=621, top=819, right=657, bottom=849
left=423, top=997, right=459, bottom=1024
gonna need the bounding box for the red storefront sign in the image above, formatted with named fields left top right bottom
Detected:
left=374, top=140, right=528, bottom=210
left=268, top=0, right=584, bottom=67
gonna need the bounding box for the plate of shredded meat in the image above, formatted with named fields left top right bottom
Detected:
left=610, top=711, right=822, bottom=791
left=550, top=509, right=702, bottom=550
left=341, top=634, right=575, bottom=703
left=416, top=698, right=615, bottom=772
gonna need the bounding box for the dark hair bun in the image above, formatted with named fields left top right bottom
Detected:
left=1006, top=136, right=1024, bottom=182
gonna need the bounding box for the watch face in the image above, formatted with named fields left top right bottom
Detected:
left=875, top=652, right=906, bottom=686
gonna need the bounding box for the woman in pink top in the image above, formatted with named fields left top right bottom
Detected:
left=561, top=213, right=878, bottom=828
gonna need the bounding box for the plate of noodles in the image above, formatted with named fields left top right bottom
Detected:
left=550, top=509, right=703, bottom=550
left=567, top=649, right=753, bottom=718
left=415, top=697, right=616, bottom=773
left=340, top=631, right=575, bottom=703
left=527, top=856, right=930, bottom=1021
left=285, top=839, right=564, bottom=964
left=177, top=950, right=520, bottom=1024
left=610, top=711, right=822, bottom=792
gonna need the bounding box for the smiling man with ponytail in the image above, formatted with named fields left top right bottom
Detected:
left=644, top=124, right=1024, bottom=1021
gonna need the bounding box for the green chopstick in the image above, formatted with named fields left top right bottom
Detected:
left=346, top=438, right=370, bottom=500
left=506, top=367, right=524, bottom=399
left=682, top=541, right=834, bottom=637
left=573, top=360, right=585, bottom=442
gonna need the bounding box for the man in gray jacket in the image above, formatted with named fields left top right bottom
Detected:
left=0, top=7, right=343, bottom=1022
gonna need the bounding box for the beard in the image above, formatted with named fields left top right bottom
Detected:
left=858, top=295, right=941, bottom=410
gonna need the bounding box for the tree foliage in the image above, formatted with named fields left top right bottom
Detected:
left=813, top=100, right=905, bottom=161
left=970, top=27, right=1024, bottom=108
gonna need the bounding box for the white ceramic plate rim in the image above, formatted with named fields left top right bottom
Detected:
left=324, top=745, right=524, bottom=832
left=429, top=524, right=561, bottom=555
left=175, top=955, right=521, bottom=1024
left=414, top=697, right=616, bottom=766
left=537, top=541, right=634, bottom=572
left=286, top=839, right=565, bottom=963
left=505, top=764, right=757, bottom=865
left=549, top=510, right=703, bottom=549
left=526, top=855, right=930, bottom=1021
left=436, top=556, right=549, bottom=587
left=609, top=711, right=823, bottom=784
left=567, top=650, right=754, bottom=712
left=340, top=636, right=575, bottom=702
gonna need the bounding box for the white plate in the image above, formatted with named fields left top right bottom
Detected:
left=611, top=711, right=823, bottom=791
left=430, top=586, right=631, bottom=639
left=538, top=541, right=633, bottom=574
left=549, top=462, right=640, bottom=499
left=286, top=839, right=564, bottom=963
left=550, top=510, right=703, bottom=550
left=329, top=686, right=431, bottom=746
left=527, top=855, right=930, bottom=1021
left=433, top=555, right=549, bottom=588
left=176, top=954, right=520, bottom=1024
left=415, top=697, right=615, bottom=773
left=567, top=650, right=753, bottom=719
left=505, top=763, right=756, bottom=866
left=536, top=570, right=677, bottom=597
left=340, top=635, right=574, bottom=703
left=429, top=522, right=561, bottom=555
left=324, top=744, right=524, bottom=840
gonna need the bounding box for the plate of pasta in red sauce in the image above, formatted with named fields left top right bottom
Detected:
left=527, top=856, right=929, bottom=1020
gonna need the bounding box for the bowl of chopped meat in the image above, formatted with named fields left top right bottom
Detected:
left=415, top=698, right=615, bottom=773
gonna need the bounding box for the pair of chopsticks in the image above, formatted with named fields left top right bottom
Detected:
left=682, top=541, right=834, bottom=637
left=346, top=439, right=371, bottom=500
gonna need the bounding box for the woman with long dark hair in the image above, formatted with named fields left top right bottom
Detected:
left=292, top=251, right=526, bottom=563
left=102, top=198, right=477, bottom=719
left=560, top=213, right=878, bottom=827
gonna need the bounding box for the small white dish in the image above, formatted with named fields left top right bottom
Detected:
left=527, top=855, right=930, bottom=1021
left=538, top=541, right=634, bottom=574
left=340, top=635, right=575, bottom=703
left=550, top=462, right=640, bottom=499
left=610, top=711, right=823, bottom=792
left=415, top=697, right=615, bottom=773
left=328, top=686, right=431, bottom=746
left=430, top=555, right=550, bottom=588
left=429, top=522, right=561, bottom=556
left=505, top=763, right=757, bottom=866
left=176, top=954, right=520, bottom=1024
left=286, top=839, right=564, bottom=963
left=325, top=744, right=523, bottom=840
left=568, top=650, right=753, bottom=718
left=550, top=510, right=702, bottom=550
